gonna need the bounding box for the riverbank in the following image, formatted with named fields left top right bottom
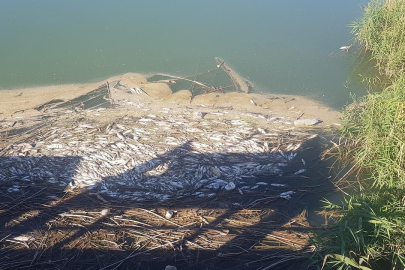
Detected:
left=0, top=72, right=341, bottom=124
left=0, top=74, right=341, bottom=269
left=315, top=1, right=405, bottom=269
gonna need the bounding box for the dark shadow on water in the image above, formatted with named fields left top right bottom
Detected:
left=0, top=133, right=338, bottom=269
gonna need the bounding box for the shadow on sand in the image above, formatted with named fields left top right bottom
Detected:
left=0, top=134, right=338, bottom=270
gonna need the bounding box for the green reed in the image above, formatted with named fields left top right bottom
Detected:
left=351, top=0, right=405, bottom=79
left=314, top=1, right=405, bottom=269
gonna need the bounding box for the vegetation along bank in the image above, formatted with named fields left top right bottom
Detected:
left=316, top=0, right=405, bottom=269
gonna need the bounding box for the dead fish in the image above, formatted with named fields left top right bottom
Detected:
left=116, top=132, right=125, bottom=140
left=165, top=211, right=174, bottom=219
left=105, top=122, right=115, bottom=132
left=256, top=182, right=268, bottom=185
left=294, top=169, right=306, bottom=175
left=80, top=124, right=94, bottom=129
left=280, top=191, right=294, bottom=199
left=47, top=144, right=64, bottom=149
left=340, top=44, right=352, bottom=52
left=224, top=182, right=236, bottom=191
left=271, top=183, right=286, bottom=187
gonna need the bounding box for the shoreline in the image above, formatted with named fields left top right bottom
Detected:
left=0, top=72, right=341, bottom=127
left=0, top=71, right=340, bottom=267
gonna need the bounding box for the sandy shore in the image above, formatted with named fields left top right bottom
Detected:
left=0, top=72, right=341, bottom=127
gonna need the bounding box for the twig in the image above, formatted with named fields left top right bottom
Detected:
left=112, top=217, right=152, bottom=227
left=156, top=74, right=216, bottom=91
left=208, top=60, right=225, bottom=87
left=189, top=59, right=201, bottom=96
left=138, top=208, right=182, bottom=227
left=58, top=213, right=95, bottom=219
left=100, top=240, right=181, bottom=270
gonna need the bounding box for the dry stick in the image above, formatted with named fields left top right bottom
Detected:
left=203, top=84, right=234, bottom=94
left=261, top=256, right=302, bottom=270
left=131, top=221, right=197, bottom=247
left=296, top=111, right=305, bottom=120
left=112, top=217, right=152, bottom=228
left=189, top=59, right=201, bottom=96
left=0, top=234, right=11, bottom=243
left=185, top=68, right=217, bottom=78
left=106, top=81, right=114, bottom=105
left=61, top=90, right=106, bottom=110
left=215, top=58, right=238, bottom=92
left=5, top=239, right=29, bottom=248
left=2, top=121, right=51, bottom=140
left=138, top=208, right=182, bottom=227
left=58, top=213, right=95, bottom=219
left=156, top=74, right=216, bottom=91
left=100, top=240, right=181, bottom=270
left=330, top=179, right=350, bottom=196
left=185, top=239, right=215, bottom=250
left=259, top=233, right=306, bottom=248
left=112, top=80, right=120, bottom=89
left=124, top=228, right=176, bottom=245
left=271, top=210, right=309, bottom=228
left=31, top=224, right=53, bottom=266
left=155, top=69, right=217, bottom=85
left=2, top=187, right=47, bottom=212
left=336, top=161, right=360, bottom=185
left=106, top=81, right=110, bottom=98
left=245, top=250, right=287, bottom=266
left=86, top=100, right=111, bottom=111
left=208, top=60, right=225, bottom=87
left=248, top=195, right=278, bottom=205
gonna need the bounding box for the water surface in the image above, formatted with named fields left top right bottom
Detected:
left=0, top=0, right=371, bottom=109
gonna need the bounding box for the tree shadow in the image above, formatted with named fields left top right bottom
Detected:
left=0, top=132, right=336, bottom=269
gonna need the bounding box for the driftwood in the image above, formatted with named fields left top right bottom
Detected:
left=215, top=57, right=249, bottom=94
left=156, top=57, right=251, bottom=95
left=156, top=73, right=217, bottom=91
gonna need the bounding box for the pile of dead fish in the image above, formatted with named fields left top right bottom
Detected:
left=0, top=109, right=308, bottom=201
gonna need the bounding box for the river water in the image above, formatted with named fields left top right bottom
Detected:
left=0, top=0, right=371, bottom=109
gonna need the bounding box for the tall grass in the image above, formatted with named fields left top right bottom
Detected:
left=314, top=192, right=405, bottom=270
left=314, top=1, right=405, bottom=269
left=351, top=0, right=405, bottom=78
left=341, top=76, right=405, bottom=189
left=315, top=77, right=405, bottom=270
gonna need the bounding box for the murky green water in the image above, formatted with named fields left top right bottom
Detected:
left=0, top=0, right=371, bottom=109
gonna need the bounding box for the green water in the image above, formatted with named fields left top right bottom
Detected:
left=0, top=0, right=371, bottom=109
